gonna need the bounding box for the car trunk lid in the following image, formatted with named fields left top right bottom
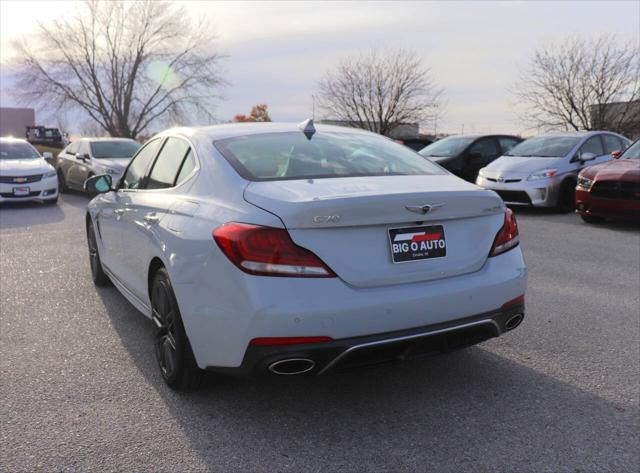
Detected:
left=244, top=175, right=505, bottom=288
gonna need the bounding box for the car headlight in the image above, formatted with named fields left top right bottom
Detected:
left=527, top=168, right=558, bottom=181
left=44, top=170, right=56, bottom=178
left=577, top=176, right=593, bottom=190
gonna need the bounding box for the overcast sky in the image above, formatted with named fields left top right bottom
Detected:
left=1, top=0, right=639, bottom=135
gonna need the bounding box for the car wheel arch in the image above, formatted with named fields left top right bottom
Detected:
left=147, top=257, right=166, bottom=302
left=557, top=177, right=577, bottom=211
left=562, top=176, right=577, bottom=189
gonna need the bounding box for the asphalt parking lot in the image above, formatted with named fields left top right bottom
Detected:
left=1, top=193, right=638, bottom=472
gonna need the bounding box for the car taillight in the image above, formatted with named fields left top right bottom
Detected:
left=213, top=223, right=336, bottom=277
left=489, top=208, right=519, bottom=257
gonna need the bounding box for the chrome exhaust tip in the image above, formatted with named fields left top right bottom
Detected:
left=505, top=313, right=524, bottom=331
left=268, top=358, right=315, bottom=376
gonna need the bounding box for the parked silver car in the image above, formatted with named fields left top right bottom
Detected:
left=55, top=138, right=140, bottom=193
left=476, top=131, right=630, bottom=211
left=83, top=121, right=526, bottom=389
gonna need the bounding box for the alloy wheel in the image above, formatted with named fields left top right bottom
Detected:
left=87, top=226, right=99, bottom=279
left=152, top=281, right=179, bottom=380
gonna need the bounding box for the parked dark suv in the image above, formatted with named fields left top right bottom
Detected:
left=419, top=134, right=522, bottom=182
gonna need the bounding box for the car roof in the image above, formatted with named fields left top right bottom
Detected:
left=77, top=137, right=137, bottom=142
left=437, top=134, right=520, bottom=140
left=0, top=137, right=30, bottom=143
left=157, top=122, right=383, bottom=142
left=534, top=131, right=617, bottom=139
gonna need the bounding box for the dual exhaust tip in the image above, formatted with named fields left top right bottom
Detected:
left=268, top=358, right=315, bottom=376
left=505, top=313, right=524, bottom=331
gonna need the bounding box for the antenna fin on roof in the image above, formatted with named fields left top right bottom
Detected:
left=298, top=118, right=316, bottom=140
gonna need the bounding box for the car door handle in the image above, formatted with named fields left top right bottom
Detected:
left=143, top=213, right=159, bottom=224
left=113, top=208, right=125, bottom=216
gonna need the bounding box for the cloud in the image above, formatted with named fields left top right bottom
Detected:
left=2, top=1, right=639, bottom=134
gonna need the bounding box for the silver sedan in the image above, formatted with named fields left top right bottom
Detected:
left=83, top=121, right=527, bottom=390
left=55, top=138, right=140, bottom=193
left=476, top=131, right=630, bottom=211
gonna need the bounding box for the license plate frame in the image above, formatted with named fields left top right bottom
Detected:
left=388, top=225, right=447, bottom=264
left=13, top=187, right=30, bottom=196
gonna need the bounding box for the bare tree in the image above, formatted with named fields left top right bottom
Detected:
left=317, top=49, right=444, bottom=136
left=514, top=36, right=639, bottom=135
left=11, top=0, right=225, bottom=138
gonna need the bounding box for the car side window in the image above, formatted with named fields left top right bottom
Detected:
left=67, top=142, right=78, bottom=155
left=498, top=137, right=520, bottom=154
left=120, top=139, right=161, bottom=190
left=468, top=138, right=499, bottom=159
left=78, top=141, right=90, bottom=156
left=146, top=137, right=191, bottom=190
left=580, top=136, right=604, bottom=156
left=602, top=135, right=622, bottom=154
left=175, top=149, right=196, bottom=186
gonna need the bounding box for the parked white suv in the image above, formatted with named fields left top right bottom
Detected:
left=0, top=137, right=58, bottom=204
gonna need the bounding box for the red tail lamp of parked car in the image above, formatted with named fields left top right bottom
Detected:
left=489, top=208, right=519, bottom=257
left=213, top=223, right=336, bottom=277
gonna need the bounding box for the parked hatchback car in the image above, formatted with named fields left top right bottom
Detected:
left=576, top=138, right=640, bottom=223
left=0, top=137, right=58, bottom=204
left=476, top=131, right=630, bottom=211
left=84, top=121, right=527, bottom=390
left=419, top=134, right=522, bottom=182
left=56, top=137, right=140, bottom=192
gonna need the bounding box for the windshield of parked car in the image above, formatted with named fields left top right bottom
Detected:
left=215, top=131, right=446, bottom=181
left=418, top=136, right=475, bottom=158
left=620, top=140, right=640, bottom=160
left=505, top=136, right=581, bottom=158
left=90, top=140, right=140, bottom=159
left=0, top=141, right=40, bottom=160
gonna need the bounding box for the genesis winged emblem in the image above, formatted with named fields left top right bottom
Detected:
left=405, top=203, right=446, bottom=215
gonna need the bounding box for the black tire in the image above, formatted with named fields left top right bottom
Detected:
left=85, top=173, right=97, bottom=196
left=86, top=221, right=111, bottom=286
left=151, top=267, right=204, bottom=391
left=581, top=214, right=605, bottom=224
left=57, top=170, right=68, bottom=193
left=557, top=181, right=576, bottom=213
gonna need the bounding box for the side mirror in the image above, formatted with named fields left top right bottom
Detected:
left=76, top=153, right=90, bottom=161
left=611, top=150, right=621, bottom=159
left=84, top=174, right=113, bottom=194
left=579, top=152, right=596, bottom=162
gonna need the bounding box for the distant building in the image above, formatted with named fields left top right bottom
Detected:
left=318, top=119, right=420, bottom=140
left=0, top=107, right=36, bottom=137
left=590, top=100, right=640, bottom=140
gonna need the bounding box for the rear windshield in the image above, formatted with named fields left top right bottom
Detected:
left=419, top=136, right=475, bottom=158
left=621, top=140, right=640, bottom=160
left=0, top=141, right=40, bottom=160
left=505, top=136, right=580, bottom=158
left=214, top=131, right=445, bottom=181
left=90, top=140, right=140, bottom=159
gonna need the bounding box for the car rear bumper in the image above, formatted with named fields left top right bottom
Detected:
left=206, top=303, right=525, bottom=377
left=175, top=245, right=527, bottom=370
left=0, top=176, right=58, bottom=202
left=575, top=188, right=640, bottom=220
